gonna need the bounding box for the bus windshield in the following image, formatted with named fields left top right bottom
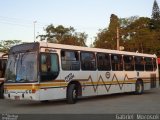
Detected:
left=5, top=52, right=38, bottom=83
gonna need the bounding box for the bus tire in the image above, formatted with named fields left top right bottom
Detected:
left=135, top=80, right=144, bottom=95
left=67, top=84, right=78, bottom=104
left=0, top=84, right=4, bottom=99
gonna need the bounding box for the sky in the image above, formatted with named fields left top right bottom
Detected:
left=0, top=0, right=159, bottom=46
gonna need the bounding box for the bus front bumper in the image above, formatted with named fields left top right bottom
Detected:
left=4, top=89, right=40, bottom=101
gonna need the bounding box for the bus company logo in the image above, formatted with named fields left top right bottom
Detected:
left=65, top=73, right=75, bottom=82
left=105, top=72, right=110, bottom=79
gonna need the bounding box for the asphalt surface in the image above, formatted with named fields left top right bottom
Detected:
left=0, top=88, right=160, bottom=114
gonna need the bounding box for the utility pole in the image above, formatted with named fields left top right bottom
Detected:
left=33, top=21, right=37, bottom=42
left=117, top=27, right=120, bottom=50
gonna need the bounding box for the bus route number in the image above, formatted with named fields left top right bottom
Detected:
left=65, top=73, right=75, bottom=82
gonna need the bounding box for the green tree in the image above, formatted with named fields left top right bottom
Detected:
left=94, top=15, right=160, bottom=55
left=119, top=16, right=139, bottom=28
left=38, top=25, right=87, bottom=46
left=94, top=1, right=160, bottom=56
left=121, top=17, right=154, bottom=52
left=121, top=17, right=160, bottom=55
left=150, top=0, right=160, bottom=30
left=94, top=14, right=120, bottom=49
left=152, top=0, right=160, bottom=20
left=0, top=40, right=22, bottom=53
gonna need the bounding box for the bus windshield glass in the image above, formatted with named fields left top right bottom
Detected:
left=5, top=52, right=37, bottom=83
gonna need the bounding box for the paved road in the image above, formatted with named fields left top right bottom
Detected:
left=0, top=88, right=160, bottom=114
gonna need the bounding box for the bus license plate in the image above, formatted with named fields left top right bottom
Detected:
left=15, top=96, right=20, bottom=100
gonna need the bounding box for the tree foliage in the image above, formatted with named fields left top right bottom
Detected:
left=94, top=14, right=160, bottom=56
left=150, top=0, right=160, bottom=31
left=119, top=16, right=139, bottom=28
left=152, top=0, right=160, bottom=20
left=94, top=1, right=160, bottom=56
left=38, top=25, right=87, bottom=46
left=0, top=40, right=22, bottom=53
left=94, top=14, right=120, bottom=49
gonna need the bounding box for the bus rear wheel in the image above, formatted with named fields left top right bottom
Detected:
left=0, top=84, right=4, bottom=99
left=135, top=80, right=144, bottom=95
left=67, top=84, right=78, bottom=104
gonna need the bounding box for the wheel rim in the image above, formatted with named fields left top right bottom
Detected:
left=73, top=89, right=77, bottom=99
left=137, top=83, right=142, bottom=93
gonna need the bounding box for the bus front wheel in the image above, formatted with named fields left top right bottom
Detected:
left=135, top=80, right=144, bottom=95
left=67, top=84, right=78, bottom=104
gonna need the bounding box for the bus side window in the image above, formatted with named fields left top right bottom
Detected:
left=144, top=57, right=153, bottom=71
left=135, top=56, right=144, bottom=71
left=97, top=53, right=111, bottom=71
left=123, top=55, right=134, bottom=71
left=61, top=50, right=80, bottom=70
left=40, top=53, right=59, bottom=81
left=81, top=52, right=96, bottom=71
left=111, top=54, right=123, bottom=71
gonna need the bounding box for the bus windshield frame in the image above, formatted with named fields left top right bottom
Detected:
left=5, top=51, right=38, bottom=83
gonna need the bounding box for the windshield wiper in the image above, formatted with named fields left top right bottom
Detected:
left=16, top=78, right=29, bottom=83
left=6, top=80, right=15, bottom=83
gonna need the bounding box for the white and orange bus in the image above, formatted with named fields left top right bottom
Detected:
left=0, top=52, right=7, bottom=98
left=4, top=42, right=159, bottom=103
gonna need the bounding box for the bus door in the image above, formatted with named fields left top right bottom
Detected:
left=39, top=52, right=60, bottom=100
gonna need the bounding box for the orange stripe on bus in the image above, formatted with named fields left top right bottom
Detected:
left=4, top=79, right=159, bottom=90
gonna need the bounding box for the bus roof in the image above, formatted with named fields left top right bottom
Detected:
left=9, top=42, right=157, bottom=58
left=39, top=42, right=157, bottom=58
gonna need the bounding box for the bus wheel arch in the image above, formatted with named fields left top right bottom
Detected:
left=0, top=82, right=4, bottom=99
left=66, top=81, right=82, bottom=104
left=135, top=79, right=144, bottom=95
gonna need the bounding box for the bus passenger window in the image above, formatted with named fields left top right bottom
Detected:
left=81, top=52, right=96, bottom=70
left=97, top=53, right=111, bottom=71
left=135, top=56, right=144, bottom=71
left=61, top=50, right=80, bottom=70
left=123, top=55, right=134, bottom=71
left=40, top=53, right=59, bottom=81
left=111, top=54, right=123, bottom=71
left=144, top=57, right=153, bottom=71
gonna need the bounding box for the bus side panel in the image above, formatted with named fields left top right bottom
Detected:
left=78, top=71, right=98, bottom=97
left=39, top=74, right=67, bottom=101
left=39, top=87, right=66, bottom=101
left=97, top=71, right=138, bottom=95
left=138, top=71, right=159, bottom=90
left=60, top=70, right=98, bottom=97
left=97, top=71, right=125, bottom=95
